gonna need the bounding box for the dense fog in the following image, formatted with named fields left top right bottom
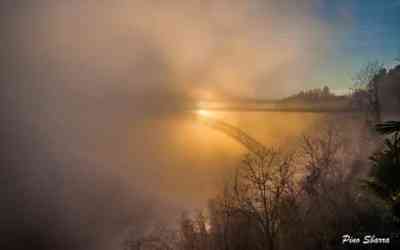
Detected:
left=2, top=1, right=398, bottom=250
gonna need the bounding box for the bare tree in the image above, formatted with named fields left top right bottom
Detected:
left=208, top=185, right=259, bottom=250
left=300, top=123, right=346, bottom=196
left=230, top=149, right=298, bottom=250
left=353, top=61, right=386, bottom=123
left=124, top=225, right=180, bottom=250
left=297, top=121, right=390, bottom=250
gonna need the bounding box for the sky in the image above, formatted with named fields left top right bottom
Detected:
left=1, top=0, right=398, bottom=98
left=313, top=0, right=400, bottom=92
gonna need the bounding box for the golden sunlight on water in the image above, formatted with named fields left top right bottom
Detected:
left=132, top=111, right=325, bottom=209
left=92, top=111, right=327, bottom=214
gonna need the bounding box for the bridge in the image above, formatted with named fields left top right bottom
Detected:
left=189, top=96, right=360, bottom=155
left=194, top=98, right=357, bottom=113
left=193, top=112, right=266, bottom=155
left=190, top=104, right=359, bottom=155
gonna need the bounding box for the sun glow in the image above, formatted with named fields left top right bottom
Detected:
left=197, top=109, right=213, bottom=117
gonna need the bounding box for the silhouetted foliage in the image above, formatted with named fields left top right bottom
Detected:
left=365, top=121, right=400, bottom=225
left=376, top=121, right=400, bottom=135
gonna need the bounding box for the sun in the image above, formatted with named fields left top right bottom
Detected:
left=197, top=109, right=212, bottom=117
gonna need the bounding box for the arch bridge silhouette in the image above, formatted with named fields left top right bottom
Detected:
left=191, top=104, right=356, bottom=155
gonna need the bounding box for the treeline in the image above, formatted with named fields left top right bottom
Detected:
left=280, top=62, right=400, bottom=117
left=351, top=62, right=400, bottom=123
left=282, top=86, right=347, bottom=103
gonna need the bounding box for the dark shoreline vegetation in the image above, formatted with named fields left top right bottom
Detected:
left=124, top=63, right=400, bottom=250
